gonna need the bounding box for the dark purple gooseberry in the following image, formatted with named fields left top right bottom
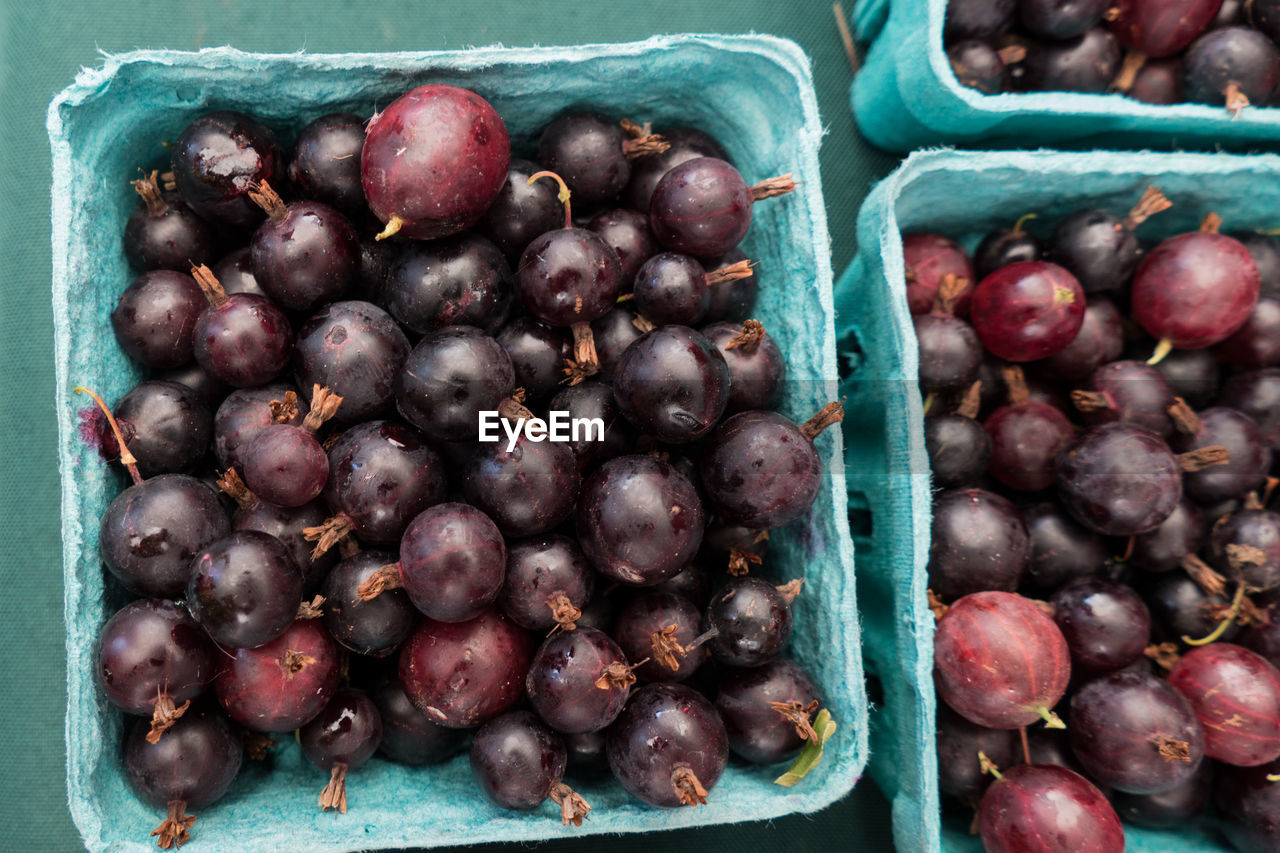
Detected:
left=606, top=683, right=728, bottom=808
left=498, top=535, right=595, bottom=633
left=1069, top=669, right=1205, bottom=794
left=925, top=411, right=992, bottom=489
left=111, top=270, right=206, bottom=370
left=213, top=247, right=266, bottom=298
left=1019, top=0, right=1110, bottom=38
left=299, top=687, right=383, bottom=813
left=191, top=272, right=293, bottom=389
left=902, top=232, right=976, bottom=317
left=1055, top=423, right=1183, bottom=536
left=1131, top=498, right=1203, bottom=573
left=649, top=157, right=794, bottom=258
left=1048, top=206, right=1146, bottom=294
left=293, top=300, right=410, bottom=423
left=613, top=591, right=707, bottom=683
left=1109, top=0, right=1223, bottom=56
left=123, top=171, right=218, bottom=273
left=946, top=0, right=1016, bottom=40
left=355, top=237, right=391, bottom=302
left=239, top=421, right=330, bottom=509
left=701, top=248, right=760, bottom=324
left=915, top=314, right=983, bottom=395
left=213, top=382, right=306, bottom=470
left=517, top=222, right=623, bottom=326
left=650, top=562, right=714, bottom=610
left=1172, top=407, right=1270, bottom=504
left=590, top=306, right=645, bottom=382
left=100, top=380, right=211, bottom=478
left=395, top=326, right=514, bottom=442
left=99, top=473, right=229, bottom=599
left=702, top=320, right=785, bottom=414
left=1218, top=368, right=1280, bottom=448
left=633, top=252, right=722, bottom=327
left=1111, top=762, right=1214, bottom=828
left=1218, top=295, right=1280, bottom=368
left=1127, top=57, right=1184, bottom=103
left=1233, top=230, right=1280, bottom=297
left=548, top=380, right=634, bottom=468
left=154, top=362, right=226, bottom=405
left=470, top=710, right=591, bottom=825
left=1216, top=758, right=1280, bottom=852
left=230, top=494, right=345, bottom=592
left=928, top=489, right=1029, bottom=600
left=624, top=125, right=730, bottom=214
left=978, top=764, right=1124, bottom=853
left=383, top=503, right=507, bottom=623
left=714, top=658, right=822, bottom=766
left=287, top=113, right=367, bottom=215
left=700, top=407, right=839, bottom=530
left=322, top=551, right=415, bottom=657
left=948, top=40, right=1015, bottom=94
left=1153, top=347, right=1220, bottom=409
left=974, top=222, right=1041, bottom=283
left=704, top=576, right=794, bottom=668
left=1072, top=359, right=1177, bottom=437
left=1022, top=501, right=1107, bottom=592
left=381, top=232, right=513, bottom=335
left=970, top=261, right=1085, bottom=362
left=1209, top=508, right=1280, bottom=592
left=497, top=317, right=571, bottom=404
left=934, top=591, right=1071, bottom=729
left=186, top=530, right=303, bottom=649
left=214, top=617, right=340, bottom=731
left=586, top=208, right=658, bottom=283
left=362, top=84, right=510, bottom=241
left=613, top=324, right=730, bottom=444
left=462, top=436, right=581, bottom=538
left=96, top=599, right=215, bottom=741
left=170, top=110, right=278, bottom=227
left=1169, top=643, right=1280, bottom=767
left=123, top=706, right=242, bottom=849
left=1051, top=577, right=1151, bottom=673
left=371, top=680, right=466, bottom=766
left=984, top=400, right=1074, bottom=492
left=315, top=420, right=447, bottom=550
left=249, top=188, right=359, bottom=313
left=477, top=158, right=563, bottom=261
left=1141, top=569, right=1242, bottom=644
left=1184, top=26, right=1280, bottom=112
left=1132, top=228, right=1260, bottom=353
left=526, top=628, right=632, bottom=734
left=577, top=454, right=704, bottom=586
left=1041, top=296, right=1124, bottom=382
left=538, top=111, right=664, bottom=207
left=936, top=703, right=1018, bottom=803
left=398, top=607, right=534, bottom=728
left=1022, top=29, right=1122, bottom=93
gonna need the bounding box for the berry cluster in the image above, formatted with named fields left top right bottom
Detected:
left=909, top=189, right=1280, bottom=852
left=85, top=83, right=841, bottom=848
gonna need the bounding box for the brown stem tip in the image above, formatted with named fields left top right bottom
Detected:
left=996, top=45, right=1026, bottom=65
left=247, top=179, right=287, bottom=222
left=216, top=468, right=257, bottom=510
left=549, top=782, right=592, bottom=827
left=1181, top=554, right=1229, bottom=598
left=651, top=624, right=690, bottom=671
left=727, top=546, right=762, bottom=576
left=319, top=762, right=349, bottom=813
left=356, top=564, right=402, bottom=601
left=1227, top=543, right=1268, bottom=572
left=706, top=259, right=756, bottom=288
left=375, top=215, right=405, bottom=242
left=1201, top=212, right=1224, bottom=234
left=1178, top=445, right=1230, bottom=472
left=724, top=319, right=766, bottom=354
left=1001, top=365, right=1029, bottom=406
left=302, top=385, right=343, bottom=433
left=245, top=732, right=276, bottom=761
left=750, top=174, right=797, bottom=202
left=1110, top=51, right=1148, bottom=93
left=927, top=589, right=949, bottom=620
left=1167, top=397, right=1200, bottom=435
left=776, top=578, right=805, bottom=604
left=499, top=389, right=536, bottom=424
left=770, top=699, right=820, bottom=742
left=1224, top=82, right=1250, bottom=118
left=297, top=595, right=325, bottom=620
left=621, top=132, right=670, bottom=159
left=269, top=390, right=300, bottom=424
left=570, top=322, right=599, bottom=375
left=1124, top=185, right=1171, bottom=230
left=800, top=402, right=844, bottom=441
left=632, top=313, right=657, bottom=334
left=146, top=690, right=191, bottom=745
left=619, top=117, right=651, bottom=139
left=1070, top=390, right=1111, bottom=412
left=672, top=766, right=710, bottom=806
left=190, top=264, right=228, bottom=308
left=956, top=381, right=982, bottom=420
left=594, top=660, right=639, bottom=691
left=280, top=648, right=317, bottom=680
left=303, top=514, right=354, bottom=560
left=547, top=593, right=582, bottom=635
left=1153, top=735, right=1192, bottom=763
left=151, top=800, right=196, bottom=849
left=1144, top=642, right=1181, bottom=672
left=933, top=273, right=968, bottom=316
left=132, top=169, right=169, bottom=215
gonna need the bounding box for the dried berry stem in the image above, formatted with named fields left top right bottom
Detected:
left=1184, top=583, right=1247, bottom=646
left=1264, top=476, right=1280, bottom=506
left=151, top=800, right=196, bottom=849
left=632, top=313, right=657, bottom=333
left=776, top=578, right=805, bottom=604
left=1147, top=338, right=1174, bottom=366
left=566, top=323, right=600, bottom=382
left=191, top=264, right=228, bottom=308
left=302, top=385, right=343, bottom=433
left=1247, top=490, right=1267, bottom=511
left=705, top=259, right=756, bottom=287
left=671, top=766, right=710, bottom=806
left=247, top=180, right=287, bottom=222
left=1152, top=735, right=1191, bottom=763
left=215, top=469, right=257, bottom=509
left=1227, top=543, right=1267, bottom=573
left=132, top=169, right=168, bottom=215
left=1019, top=726, right=1031, bottom=765
left=1070, top=390, right=1111, bottom=412
left=269, top=390, right=300, bottom=424
left=1123, top=185, right=1171, bottom=229
left=651, top=624, right=689, bottom=671
left=528, top=170, right=573, bottom=229
left=1224, top=83, right=1250, bottom=118
left=547, top=593, right=581, bottom=634
left=319, top=762, right=348, bottom=813
left=724, top=320, right=766, bottom=355
left=619, top=117, right=651, bottom=138
left=594, top=661, right=639, bottom=690
left=1144, top=642, right=1181, bottom=671
left=146, top=690, right=191, bottom=745
left=956, top=381, right=982, bottom=419
left=245, top=733, right=276, bottom=760
left=750, top=174, right=796, bottom=201
left=1181, top=554, right=1229, bottom=598
left=296, top=595, right=325, bottom=620
left=1111, top=51, right=1148, bottom=93
left=770, top=699, right=820, bottom=742
left=727, top=546, right=762, bottom=576
left=303, top=514, right=354, bottom=560
left=374, top=215, right=404, bottom=241
left=549, top=782, right=592, bottom=826
left=1167, top=397, right=1200, bottom=435
left=620, top=131, right=670, bottom=158
left=800, top=402, right=844, bottom=441
left=1200, top=212, right=1224, bottom=234
left=977, top=751, right=1003, bottom=781
left=1002, top=365, right=1030, bottom=406
left=1116, top=536, right=1135, bottom=563
left=933, top=274, right=968, bottom=316
left=1178, top=445, right=1231, bottom=472
left=996, top=45, right=1026, bottom=65
left=356, top=564, right=402, bottom=601
left=927, top=589, right=949, bottom=620
left=73, top=386, right=143, bottom=486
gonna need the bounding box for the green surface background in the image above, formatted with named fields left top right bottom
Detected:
left=0, top=1, right=899, bottom=849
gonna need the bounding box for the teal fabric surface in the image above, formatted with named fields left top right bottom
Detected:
left=836, top=147, right=1280, bottom=853
left=849, top=0, right=1280, bottom=152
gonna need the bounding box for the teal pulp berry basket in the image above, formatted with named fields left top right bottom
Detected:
left=848, top=0, right=1280, bottom=152
left=834, top=147, right=1280, bottom=852
left=48, top=37, right=865, bottom=853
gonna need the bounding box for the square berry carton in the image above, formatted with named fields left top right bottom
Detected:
left=49, top=36, right=865, bottom=852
